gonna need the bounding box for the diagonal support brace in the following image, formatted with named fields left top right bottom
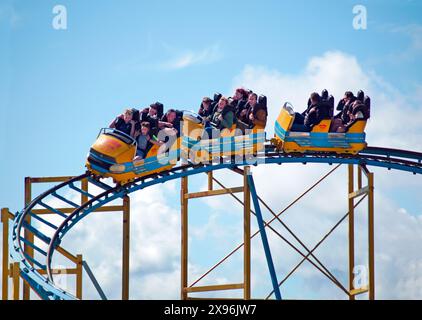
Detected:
left=246, top=171, right=282, bottom=300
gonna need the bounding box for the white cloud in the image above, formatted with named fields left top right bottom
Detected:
left=223, top=50, right=422, bottom=299
left=160, top=44, right=222, bottom=70
left=232, top=50, right=422, bottom=151
left=390, top=24, right=422, bottom=61
left=6, top=51, right=421, bottom=300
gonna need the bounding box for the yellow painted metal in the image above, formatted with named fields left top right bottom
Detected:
left=180, top=176, right=188, bottom=300
left=311, top=119, right=332, bottom=133
left=76, top=255, right=83, bottom=299
left=368, top=171, right=375, bottom=300
left=185, top=283, right=244, bottom=293
left=29, top=176, right=75, bottom=183
left=350, top=286, right=369, bottom=296
left=122, top=196, right=130, bottom=300
left=11, top=262, right=20, bottom=300
left=81, top=178, right=88, bottom=204
left=348, top=186, right=369, bottom=199
left=1, top=208, right=9, bottom=300
left=208, top=172, right=213, bottom=191
left=87, top=136, right=180, bottom=184
left=347, top=165, right=376, bottom=300
left=3, top=174, right=130, bottom=300
left=32, top=205, right=125, bottom=215
left=273, top=107, right=367, bottom=154
left=185, top=187, right=244, bottom=199
left=187, top=297, right=243, bottom=300
left=348, top=165, right=355, bottom=300
left=181, top=115, right=265, bottom=164
left=37, top=268, right=79, bottom=275
left=23, top=177, right=33, bottom=300
left=92, top=134, right=136, bottom=162
left=243, top=167, right=251, bottom=300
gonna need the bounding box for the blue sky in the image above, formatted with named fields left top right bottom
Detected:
left=1, top=0, right=422, bottom=299
left=1, top=0, right=421, bottom=208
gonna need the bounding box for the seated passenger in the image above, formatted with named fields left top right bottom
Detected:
left=109, top=108, right=136, bottom=137
left=336, top=91, right=356, bottom=114
left=212, top=96, right=235, bottom=130
left=210, top=93, right=222, bottom=114
left=291, top=92, right=323, bottom=132
left=160, top=109, right=180, bottom=137
left=231, top=88, right=248, bottom=118
left=204, top=97, right=234, bottom=139
left=140, top=103, right=160, bottom=136
left=134, top=122, right=163, bottom=160
left=331, top=95, right=370, bottom=132
left=238, top=93, right=268, bottom=130
left=198, top=97, right=213, bottom=120
left=238, top=93, right=258, bottom=124
left=331, top=91, right=357, bottom=132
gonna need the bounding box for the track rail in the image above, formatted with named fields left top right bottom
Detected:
left=9, top=146, right=422, bottom=299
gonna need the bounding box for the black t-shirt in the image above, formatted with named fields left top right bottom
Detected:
left=114, top=118, right=132, bottom=136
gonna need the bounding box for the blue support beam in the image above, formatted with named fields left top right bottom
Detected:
left=246, top=172, right=282, bottom=300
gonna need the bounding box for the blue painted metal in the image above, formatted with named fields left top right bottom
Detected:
left=275, top=121, right=366, bottom=148
left=38, top=201, right=68, bottom=219
left=69, top=183, right=95, bottom=199
left=19, top=236, right=47, bottom=256
left=82, top=261, right=108, bottom=300
left=21, top=221, right=51, bottom=244
left=247, top=173, right=282, bottom=300
left=51, top=192, right=79, bottom=208
left=8, top=147, right=422, bottom=300
left=87, top=176, right=113, bottom=190
left=28, top=211, right=58, bottom=230
left=23, top=252, right=47, bottom=270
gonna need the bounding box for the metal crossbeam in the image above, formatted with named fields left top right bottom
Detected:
left=247, top=173, right=282, bottom=300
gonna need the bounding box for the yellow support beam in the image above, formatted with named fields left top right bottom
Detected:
left=184, top=283, right=244, bottom=293
left=28, top=176, right=76, bottom=183
left=348, top=186, right=369, bottom=199
left=207, top=172, right=213, bottom=191
left=185, top=187, right=244, bottom=200
left=23, top=177, right=33, bottom=300
left=32, top=205, right=125, bottom=215
left=122, top=196, right=130, bottom=300
left=348, top=165, right=355, bottom=300
left=2, top=208, right=9, bottom=300
left=37, top=268, right=79, bottom=275
left=76, top=255, right=83, bottom=299
left=181, top=176, right=188, bottom=300
left=11, top=262, right=20, bottom=300
left=350, top=286, right=369, bottom=296
left=243, top=166, right=251, bottom=300
left=368, top=171, right=375, bottom=300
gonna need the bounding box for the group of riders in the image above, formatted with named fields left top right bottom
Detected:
left=291, top=89, right=371, bottom=133
left=109, top=88, right=268, bottom=160
left=108, top=88, right=370, bottom=160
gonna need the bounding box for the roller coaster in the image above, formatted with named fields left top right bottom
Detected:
left=2, top=102, right=422, bottom=300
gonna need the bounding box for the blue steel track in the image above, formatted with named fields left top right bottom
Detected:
left=9, top=145, right=422, bottom=299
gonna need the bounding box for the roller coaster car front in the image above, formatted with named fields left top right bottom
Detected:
left=86, top=128, right=180, bottom=185
left=273, top=103, right=367, bottom=154
left=85, top=129, right=136, bottom=181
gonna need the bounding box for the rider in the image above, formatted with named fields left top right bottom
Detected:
left=291, top=93, right=323, bottom=132
left=134, top=122, right=163, bottom=160
left=109, top=108, right=137, bottom=137
left=198, top=97, right=213, bottom=120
